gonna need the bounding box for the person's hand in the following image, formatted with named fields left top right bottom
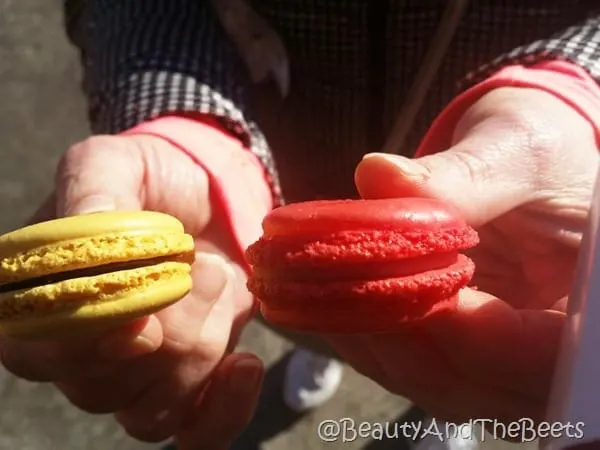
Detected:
left=328, top=87, right=599, bottom=424
left=0, top=124, right=266, bottom=449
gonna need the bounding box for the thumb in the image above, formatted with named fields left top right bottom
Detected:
left=355, top=124, right=540, bottom=227
left=55, top=135, right=147, bottom=217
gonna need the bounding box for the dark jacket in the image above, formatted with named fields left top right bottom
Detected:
left=63, top=0, right=600, bottom=204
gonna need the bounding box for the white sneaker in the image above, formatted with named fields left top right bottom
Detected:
left=446, top=422, right=479, bottom=450
left=414, top=420, right=479, bottom=450
left=283, top=348, right=343, bottom=412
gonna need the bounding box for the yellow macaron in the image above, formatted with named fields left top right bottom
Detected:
left=0, top=211, right=195, bottom=340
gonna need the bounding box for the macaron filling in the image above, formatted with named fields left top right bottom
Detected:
left=0, top=252, right=194, bottom=295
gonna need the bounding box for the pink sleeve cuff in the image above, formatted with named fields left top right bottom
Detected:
left=416, top=60, right=600, bottom=157
left=121, top=115, right=273, bottom=274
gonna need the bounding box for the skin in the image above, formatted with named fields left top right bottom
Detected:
left=0, top=86, right=597, bottom=447
left=338, top=87, right=597, bottom=424
left=0, top=126, right=263, bottom=450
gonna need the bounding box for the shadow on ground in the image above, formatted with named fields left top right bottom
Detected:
left=232, top=353, right=307, bottom=450
left=232, top=351, right=429, bottom=450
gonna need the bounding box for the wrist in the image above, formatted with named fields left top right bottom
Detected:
left=120, top=114, right=273, bottom=273
left=417, top=60, right=600, bottom=157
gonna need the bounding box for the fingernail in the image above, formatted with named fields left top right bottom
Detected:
left=363, top=153, right=430, bottom=180
left=193, top=253, right=230, bottom=303
left=98, top=332, right=158, bottom=360
left=65, top=195, right=116, bottom=216
left=229, top=357, right=263, bottom=394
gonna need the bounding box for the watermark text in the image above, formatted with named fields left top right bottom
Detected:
left=316, top=418, right=585, bottom=443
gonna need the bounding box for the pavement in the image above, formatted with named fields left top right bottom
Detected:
left=0, top=1, right=535, bottom=449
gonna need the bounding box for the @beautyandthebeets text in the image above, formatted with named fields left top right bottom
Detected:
left=316, top=417, right=585, bottom=443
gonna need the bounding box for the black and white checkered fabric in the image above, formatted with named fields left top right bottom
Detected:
left=63, top=0, right=600, bottom=204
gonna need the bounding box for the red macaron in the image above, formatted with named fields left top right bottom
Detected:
left=245, top=198, right=479, bottom=334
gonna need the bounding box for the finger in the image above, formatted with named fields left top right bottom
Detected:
left=0, top=316, right=162, bottom=382
left=35, top=253, right=232, bottom=421
left=54, top=351, right=167, bottom=414
left=425, top=287, right=564, bottom=400
left=1, top=136, right=158, bottom=382
left=328, top=326, right=541, bottom=424
left=156, top=252, right=232, bottom=352
left=355, top=94, right=571, bottom=227
left=55, top=135, right=146, bottom=216
left=115, top=253, right=235, bottom=442
left=357, top=88, right=599, bottom=228
left=0, top=338, right=63, bottom=382
left=175, top=352, right=264, bottom=450
left=325, top=334, right=385, bottom=382
left=45, top=253, right=232, bottom=422
left=355, top=143, right=534, bottom=229
left=195, top=221, right=256, bottom=350
left=26, top=191, right=57, bottom=224
left=96, top=315, right=164, bottom=360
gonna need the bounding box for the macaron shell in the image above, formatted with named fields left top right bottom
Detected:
left=246, top=198, right=479, bottom=334
left=251, top=255, right=474, bottom=334
left=263, top=198, right=466, bottom=236
left=250, top=255, right=473, bottom=305
left=0, top=231, right=194, bottom=285
left=260, top=294, right=457, bottom=334
left=246, top=228, right=478, bottom=269
left=0, top=262, right=192, bottom=340
left=0, top=210, right=185, bottom=256
left=0, top=211, right=194, bottom=285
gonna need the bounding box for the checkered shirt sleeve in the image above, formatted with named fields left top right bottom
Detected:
left=63, top=0, right=282, bottom=205
left=462, top=10, right=600, bottom=88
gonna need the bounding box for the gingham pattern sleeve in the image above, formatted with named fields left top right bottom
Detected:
left=462, top=10, right=600, bottom=89
left=63, top=0, right=282, bottom=204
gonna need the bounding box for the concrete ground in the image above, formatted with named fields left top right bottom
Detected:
left=0, top=1, right=535, bottom=449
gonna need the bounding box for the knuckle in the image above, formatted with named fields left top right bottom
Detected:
left=58, top=362, right=162, bottom=415
left=499, top=106, right=558, bottom=154
left=58, top=384, right=128, bottom=415
left=461, top=88, right=564, bottom=154
left=70, top=135, right=125, bottom=155
left=115, top=372, right=195, bottom=443
left=0, top=345, right=23, bottom=376
left=0, top=344, right=45, bottom=381
left=444, top=150, right=492, bottom=187
left=493, top=100, right=574, bottom=190
left=59, top=135, right=122, bottom=169
left=117, top=412, right=176, bottom=443
left=477, top=89, right=569, bottom=156
left=56, top=135, right=124, bottom=185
